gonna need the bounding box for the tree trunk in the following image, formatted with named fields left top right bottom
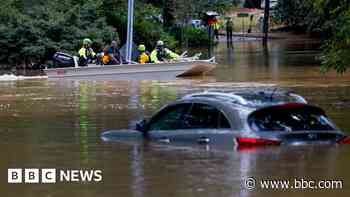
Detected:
left=163, top=0, right=176, bottom=28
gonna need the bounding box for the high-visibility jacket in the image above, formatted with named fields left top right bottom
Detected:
left=150, top=48, right=179, bottom=63
left=213, top=23, right=220, bottom=30
left=79, top=47, right=96, bottom=59
left=138, top=52, right=150, bottom=64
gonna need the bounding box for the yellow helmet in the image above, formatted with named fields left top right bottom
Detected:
left=138, top=44, right=146, bottom=52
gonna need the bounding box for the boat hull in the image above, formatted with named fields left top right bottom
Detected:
left=44, top=60, right=216, bottom=80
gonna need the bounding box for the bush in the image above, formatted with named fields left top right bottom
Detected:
left=276, top=0, right=350, bottom=73
left=0, top=0, right=114, bottom=68
left=184, top=27, right=210, bottom=47
left=321, top=9, right=350, bottom=73
left=0, top=0, right=230, bottom=68
left=133, top=19, right=178, bottom=51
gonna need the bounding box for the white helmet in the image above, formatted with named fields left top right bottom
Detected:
left=156, top=40, right=164, bottom=47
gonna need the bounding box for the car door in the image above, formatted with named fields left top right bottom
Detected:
left=146, top=103, right=192, bottom=143
left=147, top=102, right=234, bottom=148
left=177, top=103, right=235, bottom=148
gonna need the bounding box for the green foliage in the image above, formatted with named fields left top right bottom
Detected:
left=276, top=0, right=348, bottom=33
left=184, top=27, right=210, bottom=47
left=0, top=0, right=114, bottom=67
left=276, top=0, right=350, bottom=73
left=134, top=18, right=178, bottom=51
left=321, top=9, right=350, bottom=73
left=163, top=0, right=176, bottom=27
left=160, top=32, right=179, bottom=50
left=0, top=0, right=233, bottom=68
left=275, top=0, right=308, bottom=29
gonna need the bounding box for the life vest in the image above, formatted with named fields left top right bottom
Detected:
left=102, top=54, right=112, bottom=65
left=139, top=52, right=150, bottom=64
left=79, top=47, right=95, bottom=59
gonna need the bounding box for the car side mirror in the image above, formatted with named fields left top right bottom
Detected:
left=136, top=119, right=147, bottom=132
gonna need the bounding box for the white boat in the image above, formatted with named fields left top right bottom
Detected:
left=44, top=0, right=217, bottom=80
left=44, top=57, right=216, bottom=80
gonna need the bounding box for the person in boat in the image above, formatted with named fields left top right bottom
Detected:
left=95, top=51, right=104, bottom=65
left=137, top=44, right=150, bottom=64
left=102, top=46, right=115, bottom=65
left=108, top=40, right=123, bottom=64
left=150, top=40, right=180, bottom=63
left=78, top=38, right=96, bottom=66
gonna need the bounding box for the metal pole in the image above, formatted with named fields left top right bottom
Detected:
left=263, top=0, right=270, bottom=45
left=126, top=0, right=134, bottom=63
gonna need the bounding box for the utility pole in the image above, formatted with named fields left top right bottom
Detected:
left=126, top=0, right=135, bottom=63
left=262, top=0, right=270, bottom=45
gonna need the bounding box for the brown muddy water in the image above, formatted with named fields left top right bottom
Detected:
left=2, top=38, right=350, bottom=196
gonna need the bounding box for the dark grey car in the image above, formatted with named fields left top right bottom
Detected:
left=101, top=91, right=350, bottom=147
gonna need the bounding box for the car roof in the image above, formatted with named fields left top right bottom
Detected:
left=180, top=90, right=308, bottom=110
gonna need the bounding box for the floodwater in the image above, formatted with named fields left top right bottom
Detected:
left=2, top=36, right=350, bottom=196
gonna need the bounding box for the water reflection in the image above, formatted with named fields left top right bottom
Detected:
left=104, top=140, right=348, bottom=197
left=2, top=39, right=350, bottom=196
left=131, top=145, right=145, bottom=197
left=77, top=82, right=94, bottom=164
left=2, top=78, right=350, bottom=196
left=237, top=145, right=343, bottom=196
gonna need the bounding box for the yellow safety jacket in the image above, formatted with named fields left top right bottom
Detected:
left=213, top=23, right=220, bottom=30
left=138, top=52, right=150, bottom=64
left=150, top=48, right=179, bottom=63
left=79, top=47, right=96, bottom=59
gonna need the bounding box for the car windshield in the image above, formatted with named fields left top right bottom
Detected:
left=249, top=105, right=336, bottom=132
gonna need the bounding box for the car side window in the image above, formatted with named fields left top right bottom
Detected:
left=184, top=103, right=231, bottom=129
left=148, top=104, right=191, bottom=131
left=219, top=112, right=231, bottom=129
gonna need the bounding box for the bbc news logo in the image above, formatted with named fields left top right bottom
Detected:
left=8, top=168, right=103, bottom=184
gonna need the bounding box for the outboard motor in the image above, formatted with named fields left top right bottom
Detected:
left=52, top=52, right=77, bottom=68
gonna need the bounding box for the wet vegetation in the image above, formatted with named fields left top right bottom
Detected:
left=276, top=0, right=350, bottom=73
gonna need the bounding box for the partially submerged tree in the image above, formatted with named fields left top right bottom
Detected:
left=321, top=9, right=350, bottom=73
left=276, top=0, right=350, bottom=73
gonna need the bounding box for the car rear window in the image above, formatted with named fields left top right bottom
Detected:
left=248, top=104, right=336, bottom=132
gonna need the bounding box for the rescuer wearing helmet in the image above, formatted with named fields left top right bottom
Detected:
left=150, top=40, right=179, bottom=63
left=78, top=38, right=96, bottom=66
left=137, top=44, right=150, bottom=64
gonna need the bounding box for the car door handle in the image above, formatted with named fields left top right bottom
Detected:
left=158, top=137, right=170, bottom=143
left=197, top=137, right=210, bottom=144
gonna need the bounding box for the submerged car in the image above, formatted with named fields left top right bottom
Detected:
left=101, top=91, right=350, bottom=147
